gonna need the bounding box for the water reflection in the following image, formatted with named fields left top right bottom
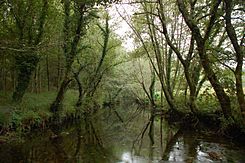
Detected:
left=0, top=107, right=245, bottom=163
left=163, top=131, right=245, bottom=162
left=119, top=152, right=153, bottom=163
left=74, top=114, right=113, bottom=163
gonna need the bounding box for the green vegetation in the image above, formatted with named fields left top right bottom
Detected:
left=0, top=0, right=244, bottom=143
left=0, top=91, right=79, bottom=133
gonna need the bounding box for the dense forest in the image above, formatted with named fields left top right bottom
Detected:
left=0, top=0, right=244, bottom=161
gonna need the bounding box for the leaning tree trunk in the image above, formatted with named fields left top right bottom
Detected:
left=200, top=52, right=232, bottom=119
left=50, top=1, right=85, bottom=113
left=177, top=0, right=233, bottom=119
left=12, top=53, right=39, bottom=103
left=223, top=0, right=245, bottom=113
left=235, top=67, right=245, bottom=113
left=50, top=75, right=72, bottom=113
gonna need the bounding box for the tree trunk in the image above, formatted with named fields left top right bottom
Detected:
left=177, top=0, right=233, bottom=119
left=57, top=53, right=61, bottom=91
left=38, top=64, right=41, bottom=93
left=11, top=0, right=48, bottom=103
left=3, top=54, right=6, bottom=92
left=0, top=56, right=3, bottom=91
left=201, top=51, right=232, bottom=118
left=157, top=0, right=198, bottom=114
left=166, top=48, right=173, bottom=98
left=74, top=73, right=83, bottom=107
left=184, top=68, right=198, bottom=114
left=12, top=54, right=39, bottom=103
left=11, top=68, right=17, bottom=92
left=144, top=4, right=177, bottom=111
left=235, top=70, right=245, bottom=113
left=34, top=66, right=38, bottom=93
left=46, top=54, right=50, bottom=91
left=14, top=69, right=16, bottom=91
left=223, top=0, right=245, bottom=113
left=50, top=76, right=72, bottom=113
left=149, top=70, right=156, bottom=107
left=84, top=15, right=110, bottom=98
left=50, top=2, right=85, bottom=113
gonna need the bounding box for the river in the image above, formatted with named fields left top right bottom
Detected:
left=0, top=105, right=244, bottom=163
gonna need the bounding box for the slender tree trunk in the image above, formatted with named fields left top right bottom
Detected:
left=86, top=15, right=110, bottom=98
left=74, top=74, right=83, bottom=107
left=172, top=59, right=180, bottom=93
left=34, top=66, right=38, bottom=93
left=46, top=54, right=50, bottom=91
left=145, top=4, right=177, bottom=111
left=149, top=70, right=156, bottom=107
left=3, top=54, right=6, bottom=93
left=161, top=83, right=178, bottom=111
left=184, top=67, right=197, bottom=114
left=57, top=53, right=61, bottom=91
left=166, top=48, right=172, bottom=98
left=11, top=68, right=16, bottom=92
left=38, top=64, right=41, bottom=93
left=160, top=88, right=164, bottom=106
left=0, top=59, right=3, bottom=91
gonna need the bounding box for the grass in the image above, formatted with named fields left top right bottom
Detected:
left=0, top=90, right=79, bottom=134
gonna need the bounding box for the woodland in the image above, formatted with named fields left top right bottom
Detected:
left=0, top=0, right=244, bottom=150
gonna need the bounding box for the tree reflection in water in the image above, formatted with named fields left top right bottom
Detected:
left=129, top=109, right=179, bottom=163
left=73, top=114, right=112, bottom=163
left=0, top=107, right=245, bottom=162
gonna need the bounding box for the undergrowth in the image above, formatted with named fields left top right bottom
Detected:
left=0, top=90, right=78, bottom=134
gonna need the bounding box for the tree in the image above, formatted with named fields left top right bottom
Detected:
left=51, top=0, right=119, bottom=113
left=155, top=0, right=202, bottom=114
left=4, top=0, right=49, bottom=103
left=223, top=0, right=245, bottom=113
left=118, top=5, right=180, bottom=111
left=50, top=0, right=96, bottom=112
left=73, top=11, right=123, bottom=108
left=177, top=0, right=233, bottom=119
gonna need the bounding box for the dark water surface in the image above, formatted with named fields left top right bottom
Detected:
left=0, top=107, right=245, bottom=163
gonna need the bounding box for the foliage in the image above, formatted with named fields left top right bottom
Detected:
left=0, top=90, right=78, bottom=133
left=0, top=0, right=244, bottom=140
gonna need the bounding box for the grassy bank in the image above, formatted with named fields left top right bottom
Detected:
left=0, top=90, right=79, bottom=136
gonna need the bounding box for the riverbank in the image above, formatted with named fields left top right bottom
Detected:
left=0, top=91, right=80, bottom=137
left=0, top=106, right=245, bottom=163
left=164, top=107, right=245, bottom=145
left=1, top=91, right=245, bottom=146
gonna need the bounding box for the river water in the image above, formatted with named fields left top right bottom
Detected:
left=0, top=106, right=245, bottom=163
